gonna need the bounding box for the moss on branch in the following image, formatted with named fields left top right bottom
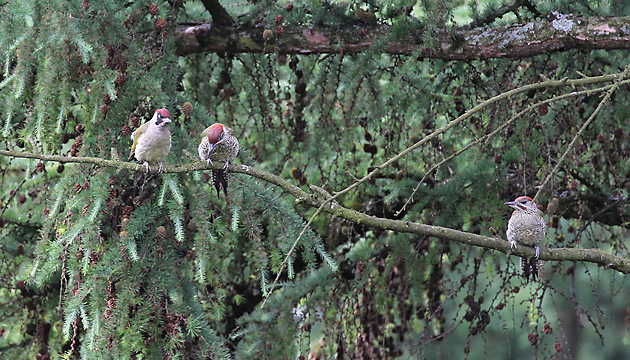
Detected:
left=1, top=148, right=629, bottom=274
left=176, top=16, right=630, bottom=59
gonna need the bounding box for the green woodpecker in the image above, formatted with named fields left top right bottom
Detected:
left=505, top=196, right=546, bottom=282
left=129, top=108, right=172, bottom=173
left=198, top=123, right=240, bottom=196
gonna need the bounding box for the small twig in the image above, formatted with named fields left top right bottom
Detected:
left=396, top=78, right=630, bottom=216
left=463, top=2, right=522, bottom=30
left=345, top=170, right=360, bottom=181
left=576, top=71, right=588, bottom=78
left=535, top=64, right=630, bottom=201
left=261, top=184, right=336, bottom=308
left=519, top=0, right=541, bottom=17
left=0, top=178, right=27, bottom=219
left=562, top=166, right=606, bottom=197
left=334, top=74, right=622, bottom=206
left=260, top=204, right=326, bottom=308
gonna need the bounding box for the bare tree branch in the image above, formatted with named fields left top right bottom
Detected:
left=535, top=64, right=630, bottom=202
left=176, top=15, right=630, bottom=59
left=330, top=73, right=624, bottom=210
left=1, top=149, right=629, bottom=274
left=398, top=78, right=630, bottom=217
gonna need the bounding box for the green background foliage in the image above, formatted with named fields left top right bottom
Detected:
left=1, top=0, right=630, bottom=359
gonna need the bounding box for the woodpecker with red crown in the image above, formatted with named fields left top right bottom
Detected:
left=129, top=108, right=172, bottom=173
left=505, top=196, right=547, bottom=282
left=198, top=123, right=240, bottom=196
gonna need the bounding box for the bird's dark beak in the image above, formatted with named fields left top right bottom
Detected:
left=163, top=117, right=172, bottom=123
left=206, top=143, right=217, bottom=158
left=504, top=201, right=515, bottom=206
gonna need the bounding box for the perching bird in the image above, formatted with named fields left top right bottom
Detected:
left=198, top=123, right=240, bottom=196
left=505, top=196, right=547, bottom=282
left=129, top=108, right=172, bottom=173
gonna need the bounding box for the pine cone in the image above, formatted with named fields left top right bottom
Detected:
left=115, top=73, right=125, bottom=87
left=182, top=102, right=193, bottom=117
left=155, top=18, right=166, bottom=30
left=528, top=333, right=538, bottom=345
left=156, top=226, right=167, bottom=239
left=122, top=205, right=133, bottom=217
left=148, top=3, right=159, bottom=15
left=70, top=136, right=83, bottom=156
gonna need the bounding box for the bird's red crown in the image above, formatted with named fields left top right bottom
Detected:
left=514, top=196, right=534, bottom=203
left=155, top=108, right=170, bottom=118
left=206, top=123, right=225, bottom=144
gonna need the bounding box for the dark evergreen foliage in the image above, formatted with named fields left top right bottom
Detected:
left=1, top=1, right=630, bottom=359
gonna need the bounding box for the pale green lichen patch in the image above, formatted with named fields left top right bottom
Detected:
left=498, top=22, right=536, bottom=48
left=552, top=14, right=574, bottom=32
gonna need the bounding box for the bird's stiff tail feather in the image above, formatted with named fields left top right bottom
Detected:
left=211, top=169, right=229, bottom=197
left=520, top=257, right=539, bottom=282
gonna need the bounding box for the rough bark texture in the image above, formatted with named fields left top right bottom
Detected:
left=175, top=15, right=630, bottom=58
